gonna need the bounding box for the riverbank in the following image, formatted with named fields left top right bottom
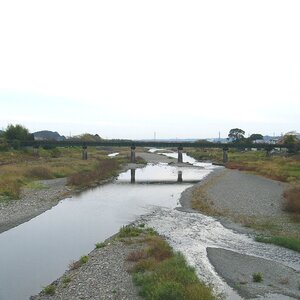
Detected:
left=0, top=178, right=70, bottom=234
left=183, top=168, right=300, bottom=299
left=31, top=234, right=143, bottom=300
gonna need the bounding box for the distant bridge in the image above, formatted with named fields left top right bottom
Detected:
left=18, top=139, right=285, bottom=150
left=17, top=139, right=288, bottom=163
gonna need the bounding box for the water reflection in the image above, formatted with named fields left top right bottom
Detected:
left=177, top=171, right=183, bottom=182
left=130, top=169, right=186, bottom=184
left=131, top=168, right=135, bottom=183
left=117, top=162, right=213, bottom=185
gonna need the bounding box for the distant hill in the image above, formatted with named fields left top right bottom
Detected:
left=69, top=133, right=103, bottom=142
left=33, top=130, right=66, bottom=141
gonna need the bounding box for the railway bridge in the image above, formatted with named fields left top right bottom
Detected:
left=18, top=140, right=285, bottom=163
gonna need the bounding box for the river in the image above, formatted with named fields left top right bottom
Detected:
left=0, top=152, right=299, bottom=300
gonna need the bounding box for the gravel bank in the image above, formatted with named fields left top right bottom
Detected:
left=0, top=178, right=70, bottom=234
left=180, top=168, right=286, bottom=217
left=31, top=238, right=142, bottom=300
left=207, top=248, right=300, bottom=300
left=205, top=169, right=286, bottom=217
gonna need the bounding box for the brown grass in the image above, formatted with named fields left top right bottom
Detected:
left=127, top=250, right=149, bottom=262
left=225, top=162, right=287, bottom=182
left=68, top=159, right=119, bottom=187
left=145, top=236, right=173, bottom=261
left=0, top=147, right=124, bottom=200
left=68, top=260, right=81, bottom=270
left=283, top=186, right=300, bottom=214
left=25, top=166, right=54, bottom=179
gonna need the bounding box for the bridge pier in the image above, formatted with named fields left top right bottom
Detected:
left=130, top=169, right=136, bottom=183
left=177, top=171, right=183, bottom=182
left=82, top=145, right=88, bottom=160
left=222, top=147, right=228, bottom=163
left=33, top=145, right=39, bottom=157
left=130, top=145, right=136, bottom=163
left=178, top=146, right=183, bottom=163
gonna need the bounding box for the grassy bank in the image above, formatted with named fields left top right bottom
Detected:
left=39, top=225, right=217, bottom=299
left=121, top=225, right=217, bottom=300
left=0, top=146, right=131, bottom=201
left=187, top=148, right=300, bottom=183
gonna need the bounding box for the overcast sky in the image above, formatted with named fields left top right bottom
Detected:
left=0, top=0, right=299, bottom=139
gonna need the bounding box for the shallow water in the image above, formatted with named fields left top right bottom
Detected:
left=0, top=159, right=211, bottom=300
left=143, top=208, right=300, bottom=299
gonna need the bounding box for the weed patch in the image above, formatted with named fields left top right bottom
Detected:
left=132, top=253, right=216, bottom=300
left=68, top=159, right=119, bottom=187
left=118, top=225, right=143, bottom=238
left=43, top=284, right=56, bottom=295
left=69, top=255, right=89, bottom=270
left=125, top=227, right=216, bottom=300
left=26, top=166, right=54, bottom=179
left=127, top=250, right=149, bottom=262
left=283, top=186, right=300, bottom=214
left=252, top=272, right=263, bottom=282
left=95, top=242, right=107, bottom=249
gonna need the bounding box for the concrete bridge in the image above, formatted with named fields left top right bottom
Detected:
left=18, top=140, right=286, bottom=163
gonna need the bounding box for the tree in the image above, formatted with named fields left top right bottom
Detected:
left=283, top=134, right=298, bottom=145
left=228, top=128, right=245, bottom=142
left=4, top=124, right=34, bottom=141
left=283, top=134, right=299, bottom=153
left=249, top=133, right=263, bottom=141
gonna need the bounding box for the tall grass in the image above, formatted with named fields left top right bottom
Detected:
left=283, top=186, right=300, bottom=214
left=68, top=159, right=119, bottom=187
left=0, top=147, right=125, bottom=200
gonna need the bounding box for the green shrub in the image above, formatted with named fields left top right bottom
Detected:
left=118, top=225, right=143, bottom=238
left=132, top=251, right=216, bottom=300
left=43, top=284, right=55, bottom=295
left=95, top=242, right=107, bottom=249
left=154, top=281, right=184, bottom=300
left=80, top=255, right=89, bottom=264
left=252, top=272, right=263, bottom=282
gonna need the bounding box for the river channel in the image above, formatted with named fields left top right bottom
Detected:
left=0, top=152, right=299, bottom=300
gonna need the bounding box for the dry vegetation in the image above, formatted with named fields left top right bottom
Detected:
left=0, top=146, right=130, bottom=201
left=283, top=186, right=300, bottom=214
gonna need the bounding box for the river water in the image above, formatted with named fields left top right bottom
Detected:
left=0, top=152, right=299, bottom=300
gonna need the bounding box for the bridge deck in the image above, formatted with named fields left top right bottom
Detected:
left=18, top=140, right=286, bottom=149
